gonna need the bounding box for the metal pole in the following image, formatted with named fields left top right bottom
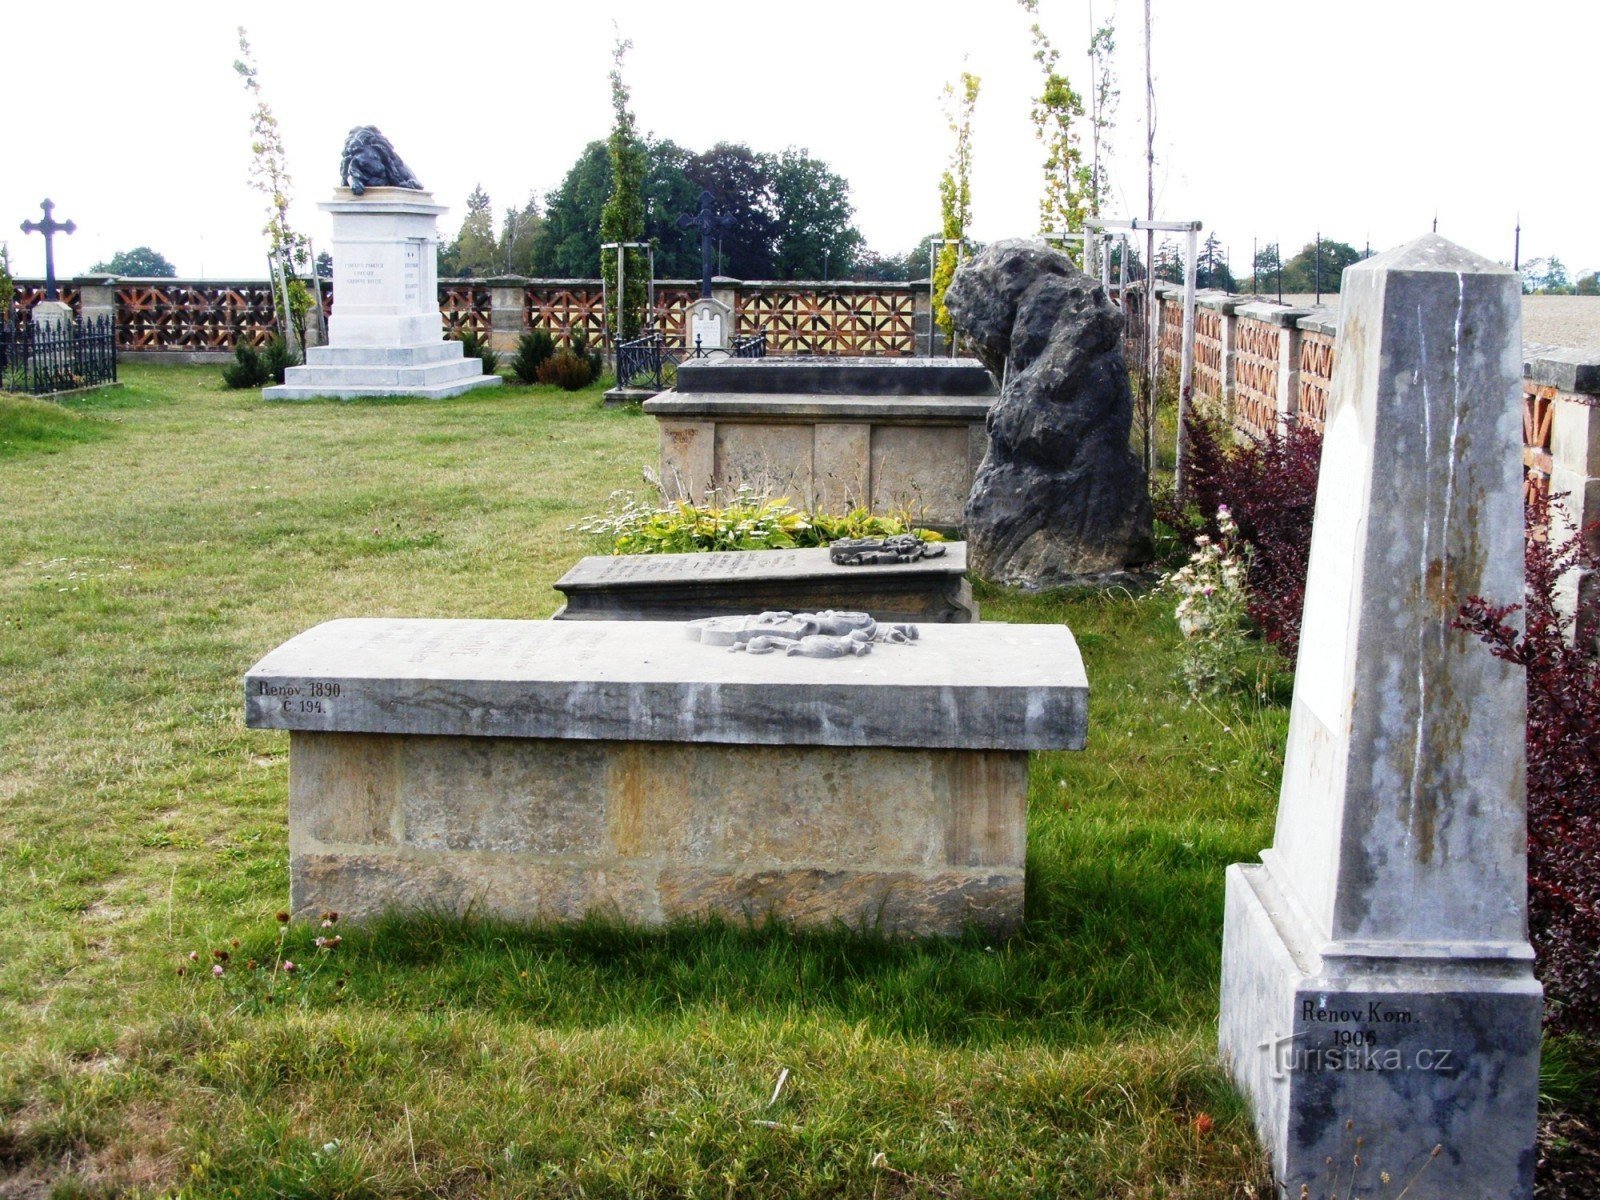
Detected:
left=616, top=243, right=625, bottom=348
left=1175, top=225, right=1199, bottom=498
left=1314, top=230, right=1321, bottom=305
left=1513, top=215, right=1521, bottom=272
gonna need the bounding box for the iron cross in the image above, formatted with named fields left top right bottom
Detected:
left=677, top=190, right=735, bottom=298
left=20, top=199, right=77, bottom=301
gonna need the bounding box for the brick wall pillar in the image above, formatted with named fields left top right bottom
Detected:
left=487, top=278, right=527, bottom=352
left=1532, top=351, right=1600, bottom=646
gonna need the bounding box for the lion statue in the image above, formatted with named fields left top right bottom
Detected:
left=339, top=126, right=422, bottom=195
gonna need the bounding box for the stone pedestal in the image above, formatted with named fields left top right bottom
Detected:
left=1219, top=236, right=1541, bottom=1199
left=28, top=299, right=72, bottom=331
left=245, top=617, right=1086, bottom=936
left=264, top=188, right=501, bottom=401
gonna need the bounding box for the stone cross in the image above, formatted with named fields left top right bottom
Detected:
left=20, top=199, right=76, bottom=302
left=677, top=189, right=735, bottom=299
left=1219, top=233, right=1540, bottom=1199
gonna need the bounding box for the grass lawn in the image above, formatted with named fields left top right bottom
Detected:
left=0, top=360, right=1521, bottom=1197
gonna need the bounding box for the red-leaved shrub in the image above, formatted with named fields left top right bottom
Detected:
left=1456, top=500, right=1600, bottom=1033
left=1155, top=414, right=1324, bottom=658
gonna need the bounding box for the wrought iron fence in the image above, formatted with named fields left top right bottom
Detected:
left=615, top=328, right=768, bottom=391
left=1, top=315, right=118, bottom=395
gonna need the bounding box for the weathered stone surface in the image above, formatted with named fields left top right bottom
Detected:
left=657, top=867, right=1022, bottom=936
left=945, top=240, right=1152, bottom=586
left=553, top=544, right=976, bottom=624
left=646, top=357, right=996, bottom=530
left=1218, top=234, right=1541, bottom=1199
left=245, top=618, right=1087, bottom=752
left=674, top=356, right=996, bottom=397
left=284, top=733, right=1029, bottom=936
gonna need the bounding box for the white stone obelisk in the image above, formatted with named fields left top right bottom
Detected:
left=264, top=188, right=501, bottom=401
left=1219, top=234, right=1541, bottom=1199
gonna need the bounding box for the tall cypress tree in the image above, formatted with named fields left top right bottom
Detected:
left=599, top=35, right=647, bottom=343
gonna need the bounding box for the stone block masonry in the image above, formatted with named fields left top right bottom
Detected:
left=245, top=617, right=1087, bottom=937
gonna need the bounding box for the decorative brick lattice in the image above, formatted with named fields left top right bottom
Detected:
left=653, top=288, right=696, bottom=349
left=1296, top=330, right=1336, bottom=433
left=1232, top=318, right=1281, bottom=439
left=10, top=283, right=83, bottom=323
left=735, top=287, right=916, bottom=356
left=524, top=286, right=606, bottom=347
left=440, top=286, right=491, bottom=337
left=1193, top=308, right=1224, bottom=404
left=117, top=282, right=278, bottom=349
left=1523, top=382, right=1557, bottom=505
left=1159, top=297, right=1185, bottom=365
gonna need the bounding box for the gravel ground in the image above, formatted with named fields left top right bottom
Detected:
left=1246, top=294, right=1600, bottom=354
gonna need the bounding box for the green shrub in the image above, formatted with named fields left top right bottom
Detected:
left=222, top=335, right=293, bottom=388
left=569, top=330, right=603, bottom=381
left=511, top=329, right=555, bottom=383
left=576, top=488, right=945, bottom=555
left=260, top=335, right=292, bottom=384
left=535, top=350, right=591, bottom=391
left=454, top=327, right=501, bottom=376
left=221, top=343, right=267, bottom=389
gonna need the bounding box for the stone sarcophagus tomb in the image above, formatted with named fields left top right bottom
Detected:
left=245, top=616, right=1086, bottom=936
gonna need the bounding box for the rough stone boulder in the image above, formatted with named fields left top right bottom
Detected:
left=946, top=239, right=1152, bottom=587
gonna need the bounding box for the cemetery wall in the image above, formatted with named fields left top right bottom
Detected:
left=1146, top=282, right=1600, bottom=641
left=9, top=276, right=935, bottom=361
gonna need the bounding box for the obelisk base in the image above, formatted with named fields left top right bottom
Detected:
left=1220, top=863, right=1542, bottom=1200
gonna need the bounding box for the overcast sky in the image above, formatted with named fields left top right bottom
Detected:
left=6, top=0, right=1594, bottom=282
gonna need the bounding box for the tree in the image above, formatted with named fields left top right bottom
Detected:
left=90, top=246, right=177, bottom=277
left=934, top=72, right=979, bottom=337
left=1575, top=272, right=1600, bottom=296
left=498, top=193, right=543, bottom=276
left=0, top=242, right=13, bottom=319
left=1196, top=233, right=1234, bottom=291
left=1085, top=16, right=1118, bottom=219
left=766, top=147, right=863, bottom=280
left=1019, top=2, right=1085, bottom=233
left=600, top=34, right=648, bottom=342
left=233, top=27, right=310, bottom=352
left=439, top=184, right=498, bottom=278
left=1154, top=238, right=1183, bottom=284
left=686, top=143, right=780, bottom=279
left=532, top=141, right=611, bottom=277
left=1279, top=238, right=1361, bottom=294
left=315, top=251, right=333, bottom=279
left=1250, top=242, right=1282, bottom=294
left=1522, top=256, right=1573, bottom=295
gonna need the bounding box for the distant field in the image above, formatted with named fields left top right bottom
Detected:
left=1259, top=293, right=1600, bottom=351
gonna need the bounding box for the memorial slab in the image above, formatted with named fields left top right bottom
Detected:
left=246, top=618, right=1087, bottom=936
left=646, top=357, right=997, bottom=530
left=551, top=543, right=976, bottom=623
left=1218, top=235, right=1541, bottom=1199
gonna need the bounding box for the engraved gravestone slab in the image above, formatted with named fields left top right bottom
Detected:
left=245, top=617, right=1082, bottom=750
left=689, top=297, right=731, bottom=350
left=552, top=544, right=976, bottom=623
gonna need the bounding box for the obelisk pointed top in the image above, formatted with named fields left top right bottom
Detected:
left=1351, top=231, right=1512, bottom=276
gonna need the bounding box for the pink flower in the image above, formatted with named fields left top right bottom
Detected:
left=212, top=964, right=225, bottom=978
left=188, top=951, right=199, bottom=962
left=282, top=960, right=298, bottom=974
